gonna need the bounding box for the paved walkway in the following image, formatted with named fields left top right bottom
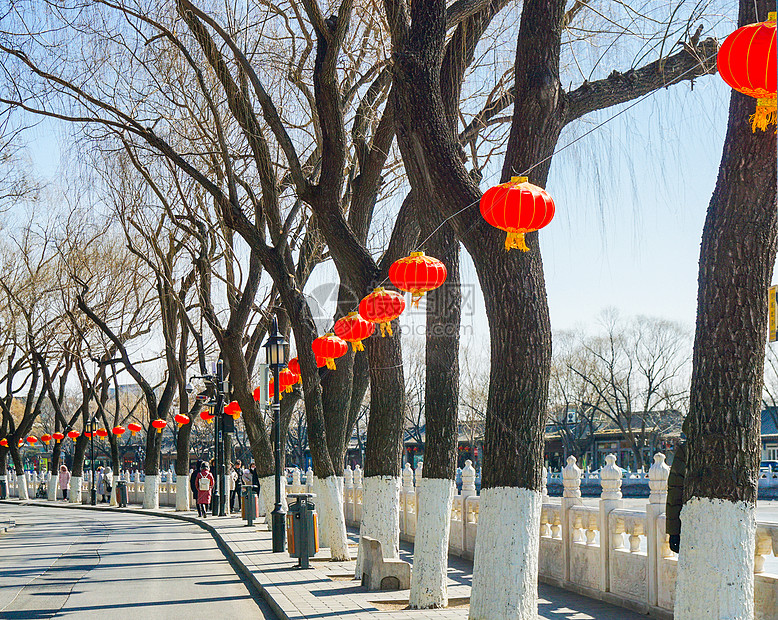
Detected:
left=1, top=499, right=648, bottom=619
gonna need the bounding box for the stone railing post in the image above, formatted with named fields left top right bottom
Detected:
left=343, top=467, right=353, bottom=521
left=542, top=466, right=549, bottom=499
left=561, top=456, right=583, bottom=582
left=292, top=467, right=302, bottom=492
left=401, top=463, right=414, bottom=534
left=647, top=453, right=670, bottom=606
left=305, top=466, right=314, bottom=493
left=461, top=460, right=476, bottom=499
left=599, top=454, right=623, bottom=592
left=353, top=465, right=363, bottom=524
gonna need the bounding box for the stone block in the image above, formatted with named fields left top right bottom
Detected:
left=359, top=536, right=411, bottom=591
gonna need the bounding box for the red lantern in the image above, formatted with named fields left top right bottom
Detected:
left=334, top=312, right=376, bottom=351
left=224, top=401, right=242, bottom=419
left=17, top=439, right=23, bottom=447
left=174, top=414, right=190, bottom=428
left=389, top=252, right=447, bottom=307
left=41, top=434, right=52, bottom=445
left=67, top=430, right=80, bottom=440
left=27, top=436, right=37, bottom=445
left=279, top=369, right=297, bottom=393
left=480, top=176, right=555, bottom=252
left=253, top=386, right=262, bottom=402
left=288, top=357, right=301, bottom=377
left=718, top=12, right=777, bottom=131
left=200, top=410, right=215, bottom=424
left=112, top=426, right=125, bottom=436
left=359, top=288, right=406, bottom=337
left=127, top=423, right=142, bottom=436
left=96, top=428, right=108, bottom=439
left=84, top=431, right=92, bottom=439
left=268, top=377, right=282, bottom=401
left=0, top=439, right=7, bottom=447
left=52, top=432, right=64, bottom=443
left=151, top=419, right=166, bottom=434
left=312, top=333, right=348, bottom=370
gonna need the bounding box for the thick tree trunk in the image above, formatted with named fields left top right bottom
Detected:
left=410, top=221, right=461, bottom=608
left=9, top=446, right=28, bottom=500
left=355, top=332, right=405, bottom=577
left=674, top=2, right=777, bottom=615
left=0, top=448, right=7, bottom=499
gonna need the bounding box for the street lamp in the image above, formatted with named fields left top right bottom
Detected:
left=263, top=315, right=287, bottom=552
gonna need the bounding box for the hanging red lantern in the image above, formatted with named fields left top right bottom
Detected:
left=52, top=432, right=64, bottom=443
left=288, top=357, right=301, bottom=377
left=174, top=414, right=190, bottom=428
left=334, top=312, right=376, bottom=351
left=84, top=431, right=92, bottom=439
left=41, top=434, right=52, bottom=445
left=127, top=423, right=142, bottom=436
left=279, top=369, right=297, bottom=393
left=151, top=419, right=166, bottom=434
left=0, top=439, right=7, bottom=447
left=112, top=426, right=125, bottom=436
left=224, top=401, right=242, bottom=420
left=96, top=428, right=108, bottom=439
left=17, top=439, right=23, bottom=447
left=67, top=430, right=80, bottom=440
left=718, top=12, right=777, bottom=131
left=253, top=386, right=262, bottom=402
left=359, top=288, right=406, bottom=337
left=27, top=436, right=37, bottom=445
left=480, top=176, right=555, bottom=252
left=312, top=333, right=348, bottom=370
left=200, top=410, right=215, bottom=423
left=268, top=377, right=282, bottom=401
left=389, top=252, right=448, bottom=307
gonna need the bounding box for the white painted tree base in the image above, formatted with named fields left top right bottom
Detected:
left=469, top=487, right=542, bottom=620
left=110, top=477, right=118, bottom=506
left=69, top=477, right=82, bottom=504
left=674, top=497, right=755, bottom=620
left=47, top=473, right=57, bottom=501
left=355, top=475, right=400, bottom=579
left=143, top=475, right=160, bottom=509
left=259, top=475, right=288, bottom=531
left=176, top=476, right=190, bottom=511
left=409, top=477, right=455, bottom=609
left=17, top=475, right=29, bottom=500
left=315, top=475, right=350, bottom=561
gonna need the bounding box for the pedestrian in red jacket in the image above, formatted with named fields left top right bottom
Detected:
left=196, top=463, right=214, bottom=518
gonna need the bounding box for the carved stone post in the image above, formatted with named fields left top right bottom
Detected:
left=353, top=465, right=363, bottom=524
left=401, top=463, right=414, bottom=534
left=647, top=453, right=670, bottom=606
left=599, top=454, right=623, bottom=592
left=343, top=467, right=353, bottom=522
left=562, top=456, right=583, bottom=582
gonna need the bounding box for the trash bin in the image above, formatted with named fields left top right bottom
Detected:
left=286, top=493, right=318, bottom=568
left=0, top=476, right=6, bottom=500
left=242, top=487, right=259, bottom=525
left=116, top=480, right=127, bottom=507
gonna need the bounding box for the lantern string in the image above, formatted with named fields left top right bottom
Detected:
left=275, top=48, right=721, bottom=393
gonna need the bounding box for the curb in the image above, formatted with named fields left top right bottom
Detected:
left=0, top=499, right=289, bottom=620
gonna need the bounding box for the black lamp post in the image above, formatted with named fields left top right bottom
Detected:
left=264, top=316, right=287, bottom=553
left=89, top=418, right=96, bottom=506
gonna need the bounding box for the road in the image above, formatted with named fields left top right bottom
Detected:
left=0, top=504, right=276, bottom=619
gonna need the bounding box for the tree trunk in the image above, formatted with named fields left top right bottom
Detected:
left=0, top=448, right=7, bottom=499
left=355, top=332, right=405, bottom=577
left=9, top=446, right=28, bottom=500
left=674, top=3, right=777, bottom=616
left=410, top=220, right=461, bottom=608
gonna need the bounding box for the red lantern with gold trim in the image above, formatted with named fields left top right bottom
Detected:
left=312, top=333, right=348, bottom=370
left=288, top=357, right=301, bottom=377
left=200, top=410, right=215, bottom=424
left=480, top=176, right=555, bottom=252
left=112, top=426, right=125, bottom=437
left=127, top=423, right=142, bottom=436
left=718, top=12, right=777, bottom=131
left=359, top=288, right=406, bottom=337
left=26, top=436, right=38, bottom=445
left=67, top=430, right=80, bottom=440
left=279, top=369, right=297, bottom=393
left=174, top=414, right=190, bottom=428
left=253, top=386, right=263, bottom=402
left=267, top=377, right=283, bottom=401
left=224, top=401, right=242, bottom=420
left=151, top=419, right=166, bottom=434
left=52, top=432, right=64, bottom=443
left=0, top=439, right=7, bottom=447
left=334, top=312, right=375, bottom=351
left=41, top=434, right=52, bottom=445
left=389, top=252, right=447, bottom=307
left=96, top=428, right=108, bottom=439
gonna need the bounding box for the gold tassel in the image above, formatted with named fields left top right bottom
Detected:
left=411, top=292, right=423, bottom=308
left=505, top=231, right=530, bottom=252
left=379, top=322, right=387, bottom=337
left=326, top=358, right=337, bottom=370
left=751, top=98, right=777, bottom=132
left=156, top=427, right=163, bottom=434
left=386, top=322, right=394, bottom=337
left=353, top=340, right=364, bottom=352
left=285, top=385, right=293, bottom=393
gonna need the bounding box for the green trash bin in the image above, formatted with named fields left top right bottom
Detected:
left=287, top=493, right=318, bottom=568
left=116, top=480, right=127, bottom=507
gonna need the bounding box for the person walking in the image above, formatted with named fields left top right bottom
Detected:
left=95, top=466, right=105, bottom=502
left=58, top=465, right=71, bottom=501
left=103, top=466, right=113, bottom=503
left=196, top=463, right=214, bottom=518
left=230, top=460, right=242, bottom=511
left=190, top=460, right=202, bottom=506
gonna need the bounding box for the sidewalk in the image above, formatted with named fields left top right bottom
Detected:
left=3, top=499, right=649, bottom=620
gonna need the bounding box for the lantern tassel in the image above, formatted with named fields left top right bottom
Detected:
left=285, top=385, right=293, bottom=393
left=379, top=322, right=394, bottom=337
left=353, top=340, right=364, bottom=352
left=156, top=427, right=163, bottom=434
left=411, top=292, right=423, bottom=308
left=751, top=98, right=777, bottom=132
left=326, top=358, right=337, bottom=370
left=505, top=231, right=530, bottom=252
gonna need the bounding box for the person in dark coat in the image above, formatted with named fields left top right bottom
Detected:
left=196, top=463, right=215, bottom=518
left=665, top=417, right=690, bottom=553
left=190, top=460, right=202, bottom=505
